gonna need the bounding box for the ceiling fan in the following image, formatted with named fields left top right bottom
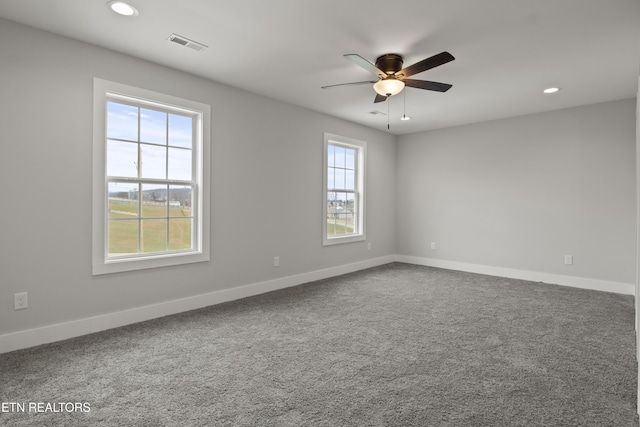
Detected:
left=322, top=51, right=455, bottom=103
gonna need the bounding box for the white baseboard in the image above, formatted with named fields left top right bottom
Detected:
left=0, top=256, right=395, bottom=354
left=2, top=254, right=633, bottom=354
left=395, top=255, right=635, bottom=295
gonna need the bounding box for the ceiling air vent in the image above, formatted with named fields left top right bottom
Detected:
left=167, top=33, right=208, bottom=52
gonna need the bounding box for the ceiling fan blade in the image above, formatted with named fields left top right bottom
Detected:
left=374, top=93, right=388, bottom=103
left=404, top=79, right=452, bottom=92
left=396, top=51, right=455, bottom=78
left=321, top=80, right=378, bottom=90
left=345, top=54, right=388, bottom=78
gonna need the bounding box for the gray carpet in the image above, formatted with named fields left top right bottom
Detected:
left=1, top=263, right=638, bottom=426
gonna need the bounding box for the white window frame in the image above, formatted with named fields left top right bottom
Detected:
left=92, top=78, right=210, bottom=275
left=322, top=132, right=366, bottom=246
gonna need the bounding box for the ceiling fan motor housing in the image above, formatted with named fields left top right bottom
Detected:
left=375, top=54, right=404, bottom=75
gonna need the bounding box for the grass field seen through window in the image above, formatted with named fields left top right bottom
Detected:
left=327, top=219, right=354, bottom=235
left=108, top=199, right=192, bottom=255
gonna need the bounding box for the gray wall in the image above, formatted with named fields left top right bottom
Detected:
left=397, top=98, right=637, bottom=286
left=0, top=19, right=397, bottom=335
left=1, top=17, right=636, bottom=341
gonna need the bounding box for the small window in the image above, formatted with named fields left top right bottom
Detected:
left=323, top=133, right=366, bottom=245
left=93, top=79, right=210, bottom=274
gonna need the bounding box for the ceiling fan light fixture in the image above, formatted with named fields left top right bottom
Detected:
left=373, top=78, right=405, bottom=97
left=107, top=1, right=139, bottom=16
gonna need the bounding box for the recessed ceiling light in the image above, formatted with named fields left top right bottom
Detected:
left=543, top=87, right=560, bottom=94
left=107, top=1, right=139, bottom=16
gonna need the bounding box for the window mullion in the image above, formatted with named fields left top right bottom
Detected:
left=137, top=106, right=142, bottom=178
left=165, top=114, right=170, bottom=252
left=137, top=182, right=142, bottom=254
left=165, top=184, right=170, bottom=252
left=137, top=105, right=142, bottom=256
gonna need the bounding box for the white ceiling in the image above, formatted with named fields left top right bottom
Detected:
left=1, top=0, right=639, bottom=135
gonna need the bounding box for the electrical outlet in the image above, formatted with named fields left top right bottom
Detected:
left=14, top=292, right=28, bottom=310
left=430, top=242, right=436, bottom=250
left=564, top=255, right=573, bottom=265
left=273, top=256, right=279, bottom=267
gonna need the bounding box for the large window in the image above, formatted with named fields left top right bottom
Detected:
left=93, top=79, right=210, bottom=274
left=323, top=133, right=366, bottom=245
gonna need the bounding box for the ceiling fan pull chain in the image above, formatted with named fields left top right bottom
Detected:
left=387, top=98, right=390, bottom=130
left=401, top=90, right=410, bottom=121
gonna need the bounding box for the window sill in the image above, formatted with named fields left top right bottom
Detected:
left=323, top=234, right=366, bottom=246
left=92, top=251, right=209, bottom=275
